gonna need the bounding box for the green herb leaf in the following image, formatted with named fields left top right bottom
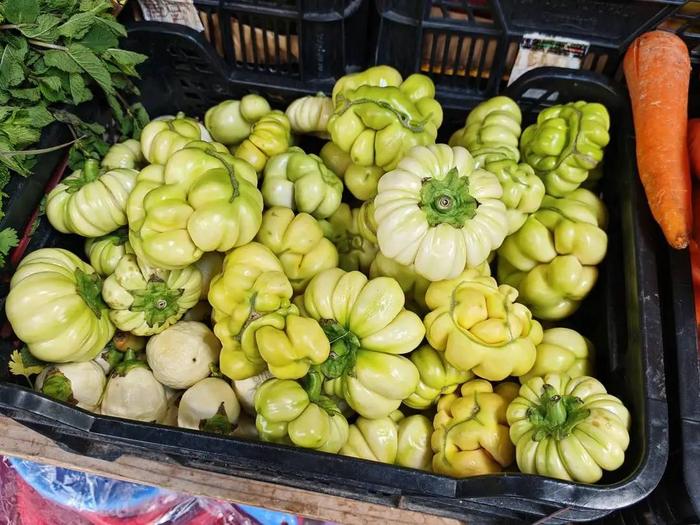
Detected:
left=0, top=45, right=26, bottom=89
left=3, top=0, right=39, bottom=25
left=38, top=79, right=63, bottom=102
left=53, top=109, right=104, bottom=134
left=94, top=15, right=127, bottom=38
left=40, top=75, right=62, bottom=92
left=9, top=87, right=40, bottom=101
left=68, top=72, right=92, bottom=104
left=130, top=102, right=149, bottom=139
left=103, top=48, right=147, bottom=76
left=106, top=93, right=129, bottom=135
left=18, top=14, right=62, bottom=41
left=80, top=0, right=112, bottom=14
left=22, top=105, right=54, bottom=128
left=58, top=11, right=97, bottom=40
left=43, top=49, right=82, bottom=73
left=8, top=346, right=46, bottom=380
left=2, top=125, right=41, bottom=147
left=66, top=43, right=113, bottom=94
left=0, top=227, right=19, bottom=266
left=79, top=23, right=118, bottom=53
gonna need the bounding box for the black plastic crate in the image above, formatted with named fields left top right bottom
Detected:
left=659, top=1, right=700, bottom=117
left=665, top=249, right=700, bottom=519
left=0, top=24, right=669, bottom=523
left=371, top=0, right=683, bottom=110
left=131, top=0, right=369, bottom=91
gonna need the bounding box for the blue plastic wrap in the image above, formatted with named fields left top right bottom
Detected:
left=2, top=456, right=317, bottom=525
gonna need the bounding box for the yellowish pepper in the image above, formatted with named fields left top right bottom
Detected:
left=432, top=379, right=518, bottom=477
left=424, top=268, right=542, bottom=381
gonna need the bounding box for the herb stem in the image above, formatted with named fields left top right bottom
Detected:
left=29, top=39, right=68, bottom=51
left=0, top=136, right=86, bottom=157
left=0, top=24, right=20, bottom=30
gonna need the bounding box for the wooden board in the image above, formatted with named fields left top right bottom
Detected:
left=0, top=415, right=463, bottom=525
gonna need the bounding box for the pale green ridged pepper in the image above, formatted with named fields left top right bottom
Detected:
left=328, top=66, right=443, bottom=172
left=255, top=372, right=349, bottom=453
left=497, top=188, right=608, bottom=320
left=262, top=147, right=343, bottom=219
left=507, top=373, right=630, bottom=483
left=520, top=101, right=610, bottom=196
left=340, top=410, right=433, bottom=470
left=448, top=96, right=522, bottom=168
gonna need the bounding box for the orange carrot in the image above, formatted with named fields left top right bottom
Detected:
left=689, top=119, right=700, bottom=180
left=623, top=30, right=692, bottom=249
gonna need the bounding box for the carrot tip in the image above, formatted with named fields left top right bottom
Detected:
left=670, top=235, right=690, bottom=250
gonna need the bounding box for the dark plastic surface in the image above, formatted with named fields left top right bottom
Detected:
left=665, top=248, right=700, bottom=518
left=183, top=0, right=368, bottom=89
left=661, top=0, right=700, bottom=116
left=372, top=0, right=682, bottom=109
left=0, top=24, right=669, bottom=523
left=0, top=123, right=70, bottom=249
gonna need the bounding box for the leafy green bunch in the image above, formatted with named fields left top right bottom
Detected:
left=0, top=0, right=149, bottom=264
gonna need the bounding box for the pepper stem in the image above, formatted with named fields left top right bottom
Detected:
left=113, top=348, right=148, bottom=377
left=318, top=320, right=359, bottom=379
left=41, top=369, right=76, bottom=405
left=199, top=402, right=233, bottom=435
left=303, top=366, right=324, bottom=400
left=102, top=344, right=124, bottom=369
left=527, top=384, right=591, bottom=441
left=205, top=149, right=240, bottom=201
left=74, top=268, right=107, bottom=319
left=304, top=366, right=340, bottom=417
left=129, top=276, right=184, bottom=329
left=420, top=168, right=478, bottom=228
left=82, top=158, right=101, bottom=180
left=63, top=159, right=103, bottom=194
left=109, top=227, right=130, bottom=246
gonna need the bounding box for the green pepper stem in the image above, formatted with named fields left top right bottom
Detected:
left=74, top=268, right=107, bottom=319
left=64, top=159, right=103, bottom=194
left=318, top=320, right=359, bottom=379
left=110, top=227, right=130, bottom=246
left=113, top=348, right=148, bottom=377
left=528, top=383, right=591, bottom=441
left=103, top=345, right=124, bottom=369
left=303, top=366, right=324, bottom=400
left=82, top=159, right=101, bottom=181
left=199, top=402, right=233, bottom=434
left=303, top=367, right=341, bottom=416
left=129, top=276, right=184, bottom=329
left=205, top=149, right=240, bottom=201
left=334, top=95, right=428, bottom=133
left=420, top=168, right=477, bottom=228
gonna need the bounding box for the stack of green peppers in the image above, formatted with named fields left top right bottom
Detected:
left=7, top=65, right=635, bottom=487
